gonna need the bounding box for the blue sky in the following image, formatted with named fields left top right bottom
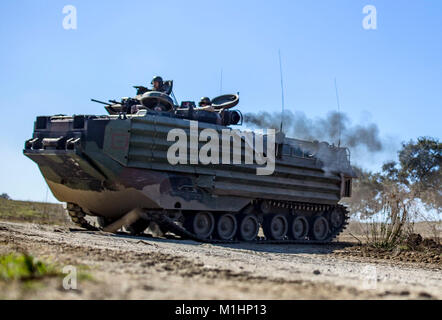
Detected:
left=0, top=0, right=441, bottom=202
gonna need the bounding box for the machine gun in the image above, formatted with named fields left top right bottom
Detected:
left=91, top=98, right=121, bottom=114
left=91, top=99, right=112, bottom=106
left=91, top=97, right=141, bottom=115
left=133, top=86, right=148, bottom=95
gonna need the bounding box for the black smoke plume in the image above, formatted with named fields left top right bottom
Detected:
left=243, top=110, right=383, bottom=152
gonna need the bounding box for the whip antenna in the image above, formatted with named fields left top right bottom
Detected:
left=220, top=68, right=223, bottom=95
left=334, top=77, right=342, bottom=147
left=279, top=50, right=285, bottom=133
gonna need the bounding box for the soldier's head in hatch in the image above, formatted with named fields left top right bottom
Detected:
left=199, top=97, right=212, bottom=107
left=151, top=76, right=163, bottom=91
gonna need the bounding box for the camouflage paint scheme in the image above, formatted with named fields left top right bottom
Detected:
left=24, top=110, right=355, bottom=221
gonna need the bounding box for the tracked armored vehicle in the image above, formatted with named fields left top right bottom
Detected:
left=24, top=85, right=355, bottom=244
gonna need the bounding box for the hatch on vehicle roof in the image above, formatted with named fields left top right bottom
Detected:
left=211, top=94, right=239, bottom=110
left=140, top=91, right=174, bottom=111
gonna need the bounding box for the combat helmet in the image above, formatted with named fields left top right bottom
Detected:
left=151, top=76, right=164, bottom=86
left=199, top=97, right=211, bottom=107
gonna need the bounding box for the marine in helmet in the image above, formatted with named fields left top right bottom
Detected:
left=197, top=96, right=222, bottom=124
left=151, top=76, right=165, bottom=93
left=197, top=97, right=215, bottom=112
left=133, top=76, right=169, bottom=96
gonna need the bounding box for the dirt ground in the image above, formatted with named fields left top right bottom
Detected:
left=0, top=221, right=441, bottom=300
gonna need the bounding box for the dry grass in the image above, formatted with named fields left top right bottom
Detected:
left=341, top=220, right=441, bottom=243
left=0, top=198, right=70, bottom=226
left=338, top=220, right=441, bottom=265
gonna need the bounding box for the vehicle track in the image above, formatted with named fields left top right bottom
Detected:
left=67, top=203, right=350, bottom=245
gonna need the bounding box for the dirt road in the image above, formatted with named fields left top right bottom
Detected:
left=0, top=221, right=440, bottom=299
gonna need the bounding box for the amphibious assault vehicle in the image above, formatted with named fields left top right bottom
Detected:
left=24, top=84, right=356, bottom=244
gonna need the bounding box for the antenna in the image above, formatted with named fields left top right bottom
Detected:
left=334, top=77, right=342, bottom=147
left=220, top=68, right=223, bottom=95
left=278, top=50, right=285, bottom=133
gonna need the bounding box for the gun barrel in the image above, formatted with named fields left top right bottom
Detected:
left=91, top=99, right=111, bottom=106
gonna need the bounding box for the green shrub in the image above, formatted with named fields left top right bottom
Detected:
left=0, top=253, right=59, bottom=281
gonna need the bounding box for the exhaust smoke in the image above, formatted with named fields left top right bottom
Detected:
left=244, top=110, right=383, bottom=152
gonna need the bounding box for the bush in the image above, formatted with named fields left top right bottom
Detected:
left=0, top=253, right=59, bottom=281
left=0, top=193, right=10, bottom=200
left=343, top=136, right=441, bottom=249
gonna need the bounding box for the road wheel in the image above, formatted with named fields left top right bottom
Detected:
left=236, top=214, right=260, bottom=241
left=310, top=216, right=330, bottom=241
left=214, top=214, right=237, bottom=240
left=184, top=212, right=215, bottom=239
left=288, top=216, right=309, bottom=240
left=329, top=208, right=345, bottom=229
left=263, top=214, right=288, bottom=240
